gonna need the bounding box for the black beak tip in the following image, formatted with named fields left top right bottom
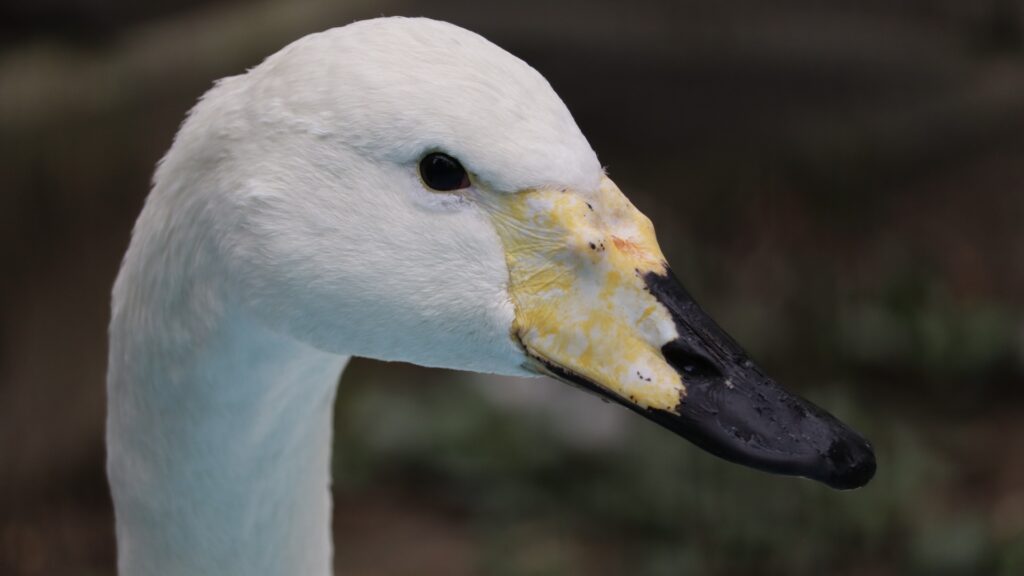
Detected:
left=818, top=436, right=876, bottom=490
left=643, top=269, right=879, bottom=490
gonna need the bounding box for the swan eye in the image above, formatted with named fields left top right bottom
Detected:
left=419, top=152, right=471, bottom=191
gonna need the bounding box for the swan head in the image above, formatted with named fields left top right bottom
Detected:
left=164, top=17, right=874, bottom=489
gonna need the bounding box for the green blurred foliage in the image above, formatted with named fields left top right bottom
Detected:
left=332, top=369, right=1016, bottom=576
left=3, top=1, right=1024, bottom=575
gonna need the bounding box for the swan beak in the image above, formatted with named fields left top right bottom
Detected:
left=482, top=177, right=875, bottom=489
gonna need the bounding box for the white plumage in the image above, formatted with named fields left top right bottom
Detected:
left=108, top=17, right=600, bottom=576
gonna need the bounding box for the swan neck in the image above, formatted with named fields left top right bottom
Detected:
left=107, top=296, right=347, bottom=576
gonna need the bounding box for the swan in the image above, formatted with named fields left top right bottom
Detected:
left=107, top=17, right=875, bottom=576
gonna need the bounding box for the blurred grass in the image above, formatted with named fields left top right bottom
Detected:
left=2, top=1, right=1024, bottom=575
left=332, top=366, right=1022, bottom=576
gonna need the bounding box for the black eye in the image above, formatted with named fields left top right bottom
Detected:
left=419, top=152, right=471, bottom=191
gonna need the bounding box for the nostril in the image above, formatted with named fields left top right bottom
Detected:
left=661, top=340, right=722, bottom=380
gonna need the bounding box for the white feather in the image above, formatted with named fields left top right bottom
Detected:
left=107, top=17, right=601, bottom=576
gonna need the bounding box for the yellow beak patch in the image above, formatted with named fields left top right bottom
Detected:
left=480, top=177, right=685, bottom=412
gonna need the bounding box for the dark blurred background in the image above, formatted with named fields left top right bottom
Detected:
left=2, top=1, right=1023, bottom=574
